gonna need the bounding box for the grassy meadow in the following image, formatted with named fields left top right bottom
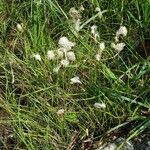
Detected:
left=0, top=0, right=150, bottom=149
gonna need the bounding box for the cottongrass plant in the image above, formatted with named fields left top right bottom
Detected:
left=91, top=25, right=99, bottom=42
left=69, top=7, right=82, bottom=31
left=0, top=1, right=149, bottom=149
left=33, top=53, right=42, bottom=61
left=70, top=76, right=81, bottom=84
left=43, top=36, right=76, bottom=73
left=47, top=50, right=55, bottom=60
left=111, top=26, right=127, bottom=52
left=94, top=102, right=106, bottom=109
left=95, top=42, right=105, bottom=61
left=111, top=42, right=126, bottom=53
left=16, top=23, right=23, bottom=32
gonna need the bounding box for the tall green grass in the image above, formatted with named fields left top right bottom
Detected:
left=0, top=0, right=149, bottom=149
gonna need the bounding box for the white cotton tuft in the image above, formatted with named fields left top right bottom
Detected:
left=59, top=37, right=75, bottom=51
left=95, top=7, right=101, bottom=12
left=111, top=42, right=126, bottom=52
left=53, top=65, right=61, bottom=73
left=95, top=53, right=101, bottom=61
left=47, top=50, right=55, bottom=60
left=16, top=23, right=23, bottom=32
left=91, top=25, right=99, bottom=42
left=57, top=109, right=65, bottom=116
left=60, top=59, right=69, bottom=67
left=69, top=7, right=81, bottom=20
left=116, top=26, right=127, bottom=37
left=67, top=51, right=76, bottom=61
left=114, top=36, right=119, bottom=42
left=94, top=102, right=106, bottom=109
left=58, top=47, right=67, bottom=53
left=91, top=25, right=98, bottom=35
left=33, top=53, right=41, bottom=61
left=57, top=49, right=64, bottom=59
left=99, top=42, right=105, bottom=51
left=70, top=76, right=81, bottom=84
left=75, top=19, right=81, bottom=31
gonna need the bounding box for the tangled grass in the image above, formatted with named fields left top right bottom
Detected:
left=0, top=0, right=150, bottom=149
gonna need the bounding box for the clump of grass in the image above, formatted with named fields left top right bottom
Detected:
left=0, top=0, right=149, bottom=149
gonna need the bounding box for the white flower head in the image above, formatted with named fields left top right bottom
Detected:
left=75, top=19, right=81, bottom=31
left=91, top=25, right=99, bottom=42
left=111, top=42, right=126, bottom=52
left=70, top=76, right=81, bottom=84
left=61, top=59, right=69, bottom=67
left=95, top=53, right=101, bottom=61
left=47, top=50, right=55, bottom=60
left=116, top=26, right=127, bottom=37
left=59, top=37, right=75, bottom=51
left=114, top=36, right=119, bottom=42
left=58, top=47, right=67, bottom=53
left=16, top=23, right=23, bottom=32
left=69, top=7, right=81, bottom=20
left=57, top=48, right=64, bottom=59
left=33, top=53, right=41, bottom=61
left=94, top=102, right=106, bottom=109
left=67, top=51, right=76, bottom=61
left=95, top=7, right=101, bottom=12
left=69, top=7, right=82, bottom=31
left=91, top=25, right=98, bottom=35
left=53, top=65, right=61, bottom=73
left=57, top=109, right=65, bottom=116
left=99, top=42, right=105, bottom=51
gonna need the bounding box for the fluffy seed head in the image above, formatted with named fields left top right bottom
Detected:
left=116, top=26, right=127, bottom=37
left=94, top=102, right=106, bottom=109
left=33, top=53, right=41, bottom=61
left=61, top=59, right=69, bottom=67
left=70, top=76, right=81, bottom=84
left=95, top=7, right=101, bottom=12
left=99, top=42, right=105, bottom=51
left=57, top=109, right=65, bottom=116
left=16, top=23, right=23, bottom=31
left=114, top=36, right=119, bottom=42
left=57, top=49, right=64, bottom=59
left=91, top=25, right=98, bottom=35
left=59, top=37, right=75, bottom=51
left=47, top=50, right=55, bottom=60
left=75, top=19, right=81, bottom=31
left=95, top=54, right=101, bottom=61
left=67, top=51, right=76, bottom=61
left=69, top=7, right=81, bottom=20
left=91, top=25, right=99, bottom=42
left=111, top=42, right=126, bottom=52
left=53, top=65, right=61, bottom=73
